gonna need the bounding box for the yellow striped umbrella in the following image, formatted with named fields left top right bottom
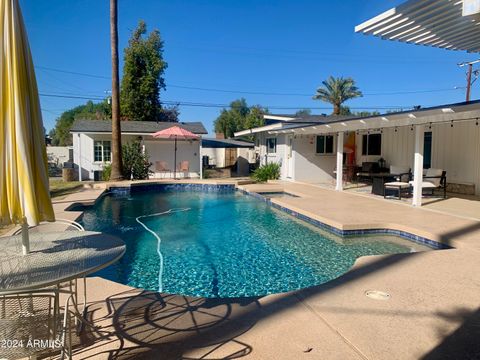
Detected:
left=0, top=0, right=55, bottom=254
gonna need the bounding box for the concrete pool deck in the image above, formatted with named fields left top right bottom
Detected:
left=29, top=180, right=480, bottom=359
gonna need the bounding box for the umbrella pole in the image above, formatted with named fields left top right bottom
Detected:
left=174, top=137, right=177, bottom=179
left=21, top=221, right=30, bottom=255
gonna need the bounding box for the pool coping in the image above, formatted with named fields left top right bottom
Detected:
left=102, top=182, right=450, bottom=250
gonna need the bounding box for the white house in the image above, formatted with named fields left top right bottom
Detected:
left=235, top=100, right=480, bottom=205
left=70, top=119, right=208, bottom=181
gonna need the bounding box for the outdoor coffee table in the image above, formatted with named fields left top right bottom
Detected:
left=371, top=173, right=396, bottom=195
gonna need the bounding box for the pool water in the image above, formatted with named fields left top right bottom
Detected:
left=81, top=191, right=431, bottom=298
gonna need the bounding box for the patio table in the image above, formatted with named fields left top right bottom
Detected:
left=0, top=231, right=125, bottom=358
left=0, top=231, right=125, bottom=295
left=371, top=173, right=396, bottom=196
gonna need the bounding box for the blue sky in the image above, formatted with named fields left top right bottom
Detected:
left=22, top=0, right=479, bottom=135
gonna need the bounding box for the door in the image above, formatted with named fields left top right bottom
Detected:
left=225, top=148, right=237, bottom=167
left=286, top=135, right=294, bottom=179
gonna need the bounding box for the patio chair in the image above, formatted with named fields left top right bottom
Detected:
left=409, top=168, right=447, bottom=198
left=178, top=161, right=190, bottom=178
left=155, top=161, right=171, bottom=179
left=356, top=162, right=380, bottom=183
left=0, top=289, right=73, bottom=359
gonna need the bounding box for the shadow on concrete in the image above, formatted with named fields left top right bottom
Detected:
left=438, top=221, right=480, bottom=246
left=77, top=290, right=259, bottom=359
left=422, top=307, right=480, bottom=360
left=70, top=228, right=480, bottom=358
left=71, top=253, right=418, bottom=359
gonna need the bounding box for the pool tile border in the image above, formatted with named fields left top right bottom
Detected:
left=238, top=189, right=451, bottom=250
left=109, top=183, right=236, bottom=195
left=107, top=182, right=449, bottom=250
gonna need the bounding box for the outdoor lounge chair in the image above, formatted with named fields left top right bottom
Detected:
left=356, top=162, right=380, bottom=183
left=178, top=161, right=190, bottom=178
left=155, top=161, right=171, bottom=178
left=408, top=168, right=447, bottom=198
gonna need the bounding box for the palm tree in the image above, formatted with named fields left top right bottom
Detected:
left=313, top=76, right=363, bottom=115
left=110, top=0, right=123, bottom=180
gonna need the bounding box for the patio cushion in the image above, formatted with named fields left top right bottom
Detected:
left=390, top=165, right=410, bottom=182
left=385, top=181, right=410, bottom=188
left=408, top=181, right=437, bottom=188
left=425, top=168, right=443, bottom=187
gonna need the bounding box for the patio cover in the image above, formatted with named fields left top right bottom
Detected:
left=267, top=100, right=480, bottom=135
left=355, top=0, right=480, bottom=53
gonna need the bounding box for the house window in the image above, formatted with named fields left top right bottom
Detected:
left=362, top=134, right=382, bottom=156
left=316, top=135, right=334, bottom=154
left=94, top=141, right=111, bottom=162
left=266, top=138, right=277, bottom=154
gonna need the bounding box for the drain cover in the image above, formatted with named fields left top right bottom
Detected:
left=365, top=290, right=391, bottom=300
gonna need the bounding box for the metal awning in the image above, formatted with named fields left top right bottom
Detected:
left=355, top=0, right=480, bottom=53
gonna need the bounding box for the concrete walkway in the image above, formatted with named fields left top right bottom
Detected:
left=40, top=181, right=480, bottom=359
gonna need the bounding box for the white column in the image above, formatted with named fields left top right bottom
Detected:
left=336, top=132, right=344, bottom=191
left=199, top=140, right=203, bottom=179
left=412, top=125, right=425, bottom=207
left=78, top=133, right=83, bottom=182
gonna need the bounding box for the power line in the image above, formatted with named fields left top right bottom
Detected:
left=35, top=65, right=464, bottom=97
left=38, top=92, right=413, bottom=111
left=169, top=84, right=463, bottom=97
left=36, top=66, right=110, bottom=80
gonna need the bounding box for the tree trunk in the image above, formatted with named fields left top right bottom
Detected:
left=110, top=0, right=123, bottom=180
left=333, top=103, right=341, bottom=115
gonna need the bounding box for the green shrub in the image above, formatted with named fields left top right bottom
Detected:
left=102, top=141, right=152, bottom=181
left=102, top=163, right=112, bottom=181
left=252, top=162, right=281, bottom=182
left=122, top=141, right=152, bottom=180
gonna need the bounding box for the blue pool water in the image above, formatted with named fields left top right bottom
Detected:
left=81, top=190, right=430, bottom=298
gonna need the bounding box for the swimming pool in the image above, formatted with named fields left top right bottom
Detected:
left=81, top=188, right=432, bottom=298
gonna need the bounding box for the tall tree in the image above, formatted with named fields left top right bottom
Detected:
left=295, top=109, right=312, bottom=117
left=313, top=76, right=363, bottom=115
left=110, top=0, right=123, bottom=180
left=214, top=98, right=267, bottom=138
left=120, top=21, right=168, bottom=121
left=49, top=100, right=111, bottom=146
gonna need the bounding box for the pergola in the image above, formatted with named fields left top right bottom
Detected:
left=267, top=100, right=480, bottom=206
left=355, top=0, right=480, bottom=53
left=345, top=0, right=480, bottom=206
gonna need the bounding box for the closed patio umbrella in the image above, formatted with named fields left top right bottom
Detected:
left=151, top=126, right=199, bottom=179
left=0, top=0, right=55, bottom=255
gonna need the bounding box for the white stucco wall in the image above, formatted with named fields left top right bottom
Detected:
left=145, top=139, right=201, bottom=178
left=73, top=133, right=201, bottom=180
left=255, top=133, right=289, bottom=179
left=73, top=133, right=95, bottom=180
left=293, top=134, right=336, bottom=183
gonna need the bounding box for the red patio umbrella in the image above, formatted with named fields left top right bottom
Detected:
left=152, top=126, right=199, bottom=179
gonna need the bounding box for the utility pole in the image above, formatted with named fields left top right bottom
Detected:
left=458, top=59, right=480, bottom=102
